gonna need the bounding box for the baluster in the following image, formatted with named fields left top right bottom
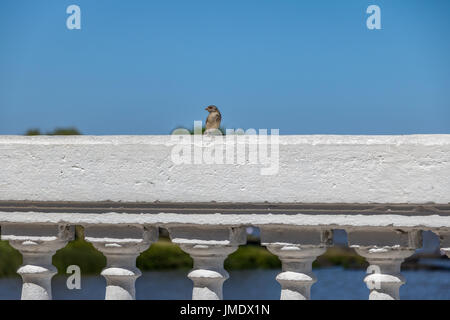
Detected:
left=168, top=226, right=246, bottom=300
left=84, top=225, right=158, bottom=300
left=260, top=227, right=332, bottom=300
left=1, top=224, right=74, bottom=300
left=348, top=229, right=422, bottom=300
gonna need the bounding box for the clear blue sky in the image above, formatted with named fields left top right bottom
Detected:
left=1, top=0, right=449, bottom=135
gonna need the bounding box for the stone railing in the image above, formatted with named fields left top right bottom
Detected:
left=0, top=135, right=449, bottom=300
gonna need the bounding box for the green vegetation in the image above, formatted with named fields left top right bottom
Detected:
left=314, top=246, right=367, bottom=269
left=0, top=241, right=22, bottom=277
left=226, top=245, right=281, bottom=270
left=137, top=240, right=193, bottom=270
left=25, top=127, right=81, bottom=135
left=53, top=239, right=106, bottom=274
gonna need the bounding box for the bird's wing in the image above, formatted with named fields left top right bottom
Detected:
left=214, top=112, right=222, bottom=123
left=206, top=112, right=222, bottom=129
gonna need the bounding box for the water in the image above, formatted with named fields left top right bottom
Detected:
left=0, top=267, right=448, bottom=300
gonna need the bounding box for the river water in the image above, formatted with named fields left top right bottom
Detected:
left=0, top=267, right=448, bottom=300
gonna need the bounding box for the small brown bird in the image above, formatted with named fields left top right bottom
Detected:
left=205, top=105, right=222, bottom=133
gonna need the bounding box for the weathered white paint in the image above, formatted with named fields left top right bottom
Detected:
left=1, top=224, right=73, bottom=300
left=0, top=211, right=448, bottom=230
left=168, top=226, right=246, bottom=300
left=0, top=218, right=447, bottom=300
left=1, top=135, right=449, bottom=204
left=1, top=135, right=449, bottom=300
left=261, top=227, right=332, bottom=300
left=348, top=230, right=422, bottom=300
left=84, top=225, right=158, bottom=300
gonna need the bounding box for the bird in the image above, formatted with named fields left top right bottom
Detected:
left=204, top=105, right=222, bottom=135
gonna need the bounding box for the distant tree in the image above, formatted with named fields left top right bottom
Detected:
left=24, top=127, right=82, bottom=135
left=25, top=129, right=41, bottom=136
left=49, top=127, right=81, bottom=135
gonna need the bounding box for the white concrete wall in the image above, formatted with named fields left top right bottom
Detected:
left=1, top=135, right=449, bottom=204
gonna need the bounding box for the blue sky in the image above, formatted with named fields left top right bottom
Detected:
left=0, top=0, right=449, bottom=135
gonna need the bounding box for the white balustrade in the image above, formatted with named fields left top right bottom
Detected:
left=0, top=134, right=448, bottom=300
left=348, top=230, right=422, bottom=300
left=261, top=227, right=332, bottom=300
left=168, top=226, right=246, bottom=300
left=84, top=225, right=158, bottom=300
left=0, top=224, right=74, bottom=300
left=0, top=219, right=448, bottom=300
